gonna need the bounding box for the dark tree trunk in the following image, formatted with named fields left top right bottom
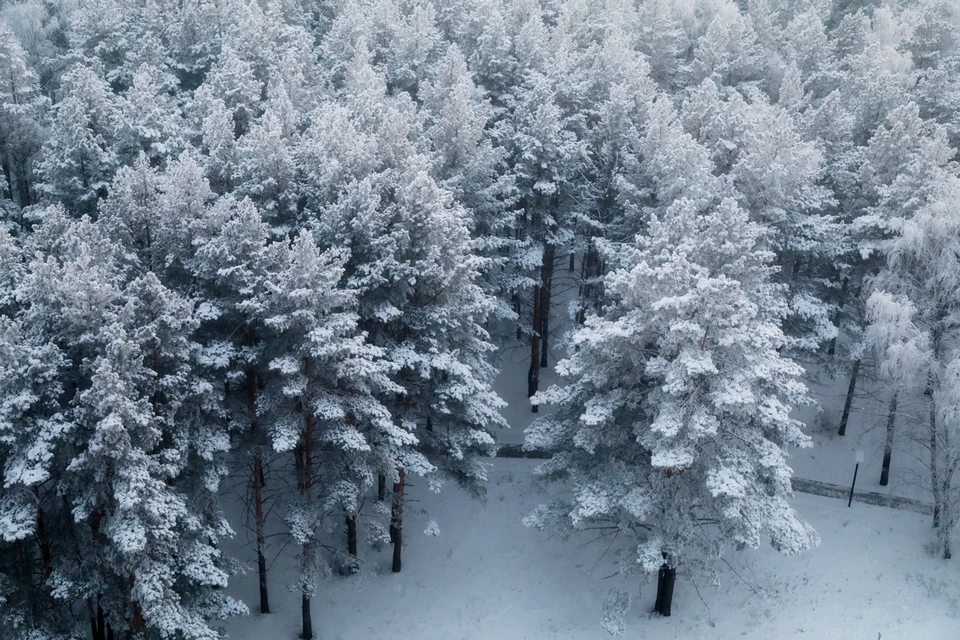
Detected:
left=89, top=598, right=103, bottom=640
left=0, top=152, right=12, bottom=202
left=539, top=245, right=555, bottom=369
left=941, top=468, right=953, bottom=559
left=377, top=474, right=386, bottom=502
left=34, top=495, right=52, bottom=579
left=654, top=564, right=676, bottom=616
left=827, top=278, right=850, bottom=356
left=577, top=244, right=599, bottom=325
left=129, top=573, right=145, bottom=638
left=247, top=368, right=270, bottom=614
left=301, top=593, right=313, bottom=640
left=514, top=293, right=522, bottom=341
left=792, top=257, right=803, bottom=276
left=391, top=468, right=406, bottom=573
left=346, top=515, right=358, bottom=559
left=838, top=359, right=860, bottom=436
left=929, top=379, right=941, bottom=529
left=880, top=393, right=897, bottom=486
left=298, top=403, right=316, bottom=640
left=940, top=443, right=957, bottom=559
left=528, top=285, right=541, bottom=411
left=253, top=452, right=270, bottom=613
left=569, top=249, right=575, bottom=272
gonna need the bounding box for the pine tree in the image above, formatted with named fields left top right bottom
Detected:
left=0, top=22, right=47, bottom=213
left=864, top=172, right=960, bottom=553
left=419, top=43, right=516, bottom=314
left=233, top=108, right=300, bottom=234
left=255, top=230, right=399, bottom=637
left=526, top=197, right=817, bottom=626
left=314, top=151, right=506, bottom=572
left=5, top=206, right=245, bottom=639
left=122, top=64, right=185, bottom=164
left=506, top=70, right=589, bottom=402
left=36, top=65, right=126, bottom=214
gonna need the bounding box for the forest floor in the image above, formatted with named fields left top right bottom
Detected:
left=220, top=281, right=960, bottom=639
left=220, top=456, right=960, bottom=639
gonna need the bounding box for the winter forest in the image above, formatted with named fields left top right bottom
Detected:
left=1, top=0, right=960, bottom=638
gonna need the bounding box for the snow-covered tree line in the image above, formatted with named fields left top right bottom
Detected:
left=0, top=0, right=958, bottom=637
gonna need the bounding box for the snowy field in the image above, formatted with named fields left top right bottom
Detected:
left=218, top=328, right=960, bottom=640
left=221, top=457, right=960, bottom=640
left=17, top=249, right=948, bottom=640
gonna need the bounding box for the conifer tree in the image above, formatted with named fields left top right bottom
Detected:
left=526, top=197, right=817, bottom=625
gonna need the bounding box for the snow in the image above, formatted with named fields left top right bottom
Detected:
left=790, top=364, right=935, bottom=503
left=218, top=282, right=959, bottom=639
left=220, top=457, right=959, bottom=639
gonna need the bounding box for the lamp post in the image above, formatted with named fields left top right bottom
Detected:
left=848, top=450, right=864, bottom=507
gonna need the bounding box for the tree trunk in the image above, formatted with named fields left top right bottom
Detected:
left=391, top=468, right=406, bottom=573
left=89, top=598, right=103, bottom=640
left=528, top=284, right=541, bottom=411
left=247, top=368, right=270, bottom=614
left=129, top=573, right=144, bottom=638
left=1, top=150, right=13, bottom=203
left=34, top=491, right=52, bottom=578
left=569, top=249, right=575, bottom=272
left=838, top=359, right=860, bottom=436
left=346, top=514, right=358, bottom=565
left=577, top=244, right=599, bottom=325
left=880, top=392, right=897, bottom=486
left=940, top=437, right=957, bottom=559
left=654, top=563, right=676, bottom=616
left=377, top=474, right=386, bottom=502
left=827, top=278, right=849, bottom=356
left=941, top=466, right=954, bottom=560
left=301, top=593, right=313, bottom=640
left=253, top=456, right=269, bottom=613
left=539, top=245, right=554, bottom=369
left=298, top=406, right=316, bottom=639
left=929, top=379, right=941, bottom=529
left=514, top=293, right=522, bottom=341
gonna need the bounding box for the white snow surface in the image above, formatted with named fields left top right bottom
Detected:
left=220, top=457, right=959, bottom=639
left=216, top=278, right=959, bottom=639
left=218, top=305, right=960, bottom=639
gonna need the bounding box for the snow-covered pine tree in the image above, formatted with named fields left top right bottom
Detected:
left=305, top=50, right=506, bottom=555
left=0, top=223, right=71, bottom=639
left=232, top=107, right=301, bottom=235
left=181, top=188, right=279, bottom=616
left=0, top=22, right=47, bottom=214
left=313, top=157, right=507, bottom=572
left=506, top=69, right=589, bottom=402
left=525, top=196, right=817, bottom=627
left=36, top=65, right=126, bottom=215
left=121, top=63, right=185, bottom=164
left=5, top=206, right=245, bottom=639
left=419, top=43, right=516, bottom=318
left=864, top=170, right=960, bottom=554
left=572, top=21, right=656, bottom=323
left=253, top=230, right=399, bottom=639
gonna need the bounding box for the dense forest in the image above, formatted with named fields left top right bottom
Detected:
left=1, top=0, right=959, bottom=638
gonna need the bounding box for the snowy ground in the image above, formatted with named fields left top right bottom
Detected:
left=789, top=361, right=935, bottom=504
left=221, top=457, right=960, bottom=640
left=219, top=281, right=959, bottom=639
